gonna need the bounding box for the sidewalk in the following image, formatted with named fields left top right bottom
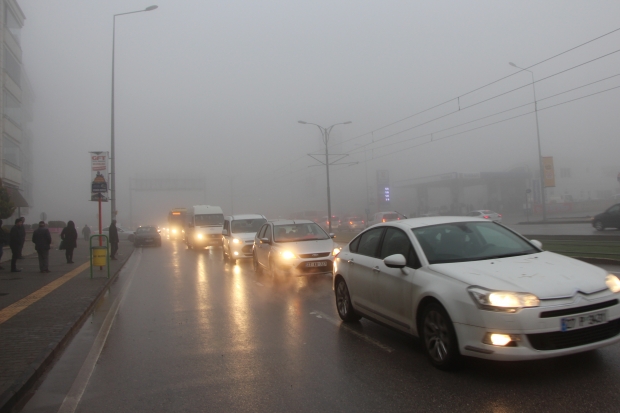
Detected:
left=0, top=238, right=134, bottom=412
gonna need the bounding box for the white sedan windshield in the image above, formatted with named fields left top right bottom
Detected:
left=412, top=222, right=539, bottom=264
left=274, top=223, right=329, bottom=242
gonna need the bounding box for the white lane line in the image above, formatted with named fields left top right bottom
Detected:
left=57, top=250, right=143, bottom=413
left=310, top=310, right=394, bottom=353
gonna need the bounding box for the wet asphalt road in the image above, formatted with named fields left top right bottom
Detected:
left=21, top=240, right=620, bottom=413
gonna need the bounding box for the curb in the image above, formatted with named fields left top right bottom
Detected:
left=0, top=249, right=135, bottom=413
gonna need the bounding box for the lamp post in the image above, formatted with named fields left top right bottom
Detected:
left=298, top=120, right=352, bottom=233
left=110, top=5, right=158, bottom=224
left=509, top=62, right=547, bottom=221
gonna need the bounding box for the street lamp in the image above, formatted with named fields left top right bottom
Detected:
left=509, top=62, right=547, bottom=221
left=298, top=120, right=352, bottom=233
left=110, top=5, right=158, bottom=224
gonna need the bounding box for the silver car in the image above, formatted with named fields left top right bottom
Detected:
left=253, top=220, right=337, bottom=277
left=222, top=214, right=267, bottom=263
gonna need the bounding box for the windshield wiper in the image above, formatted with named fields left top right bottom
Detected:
left=484, top=252, right=533, bottom=260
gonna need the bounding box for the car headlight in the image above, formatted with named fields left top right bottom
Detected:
left=280, top=251, right=296, bottom=260
left=196, top=233, right=203, bottom=239
left=606, top=274, right=620, bottom=293
left=468, top=287, right=540, bottom=313
left=172, top=229, right=177, bottom=234
left=332, top=247, right=341, bottom=256
left=233, top=238, right=241, bottom=244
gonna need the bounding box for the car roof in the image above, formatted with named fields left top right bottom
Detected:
left=370, top=216, right=488, bottom=230
left=228, top=214, right=266, bottom=220
left=270, top=219, right=316, bottom=225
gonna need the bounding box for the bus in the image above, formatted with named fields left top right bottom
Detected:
left=167, top=208, right=187, bottom=240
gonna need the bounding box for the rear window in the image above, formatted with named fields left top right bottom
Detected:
left=383, top=213, right=399, bottom=221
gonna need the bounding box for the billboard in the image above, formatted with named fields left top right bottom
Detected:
left=90, top=151, right=109, bottom=201
left=542, top=156, right=555, bottom=188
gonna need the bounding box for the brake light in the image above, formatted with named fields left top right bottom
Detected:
left=349, top=221, right=353, bottom=225
left=483, top=215, right=490, bottom=219
left=382, top=218, right=386, bottom=222
left=498, top=214, right=502, bottom=217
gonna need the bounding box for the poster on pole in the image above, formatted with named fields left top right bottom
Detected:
left=90, top=151, right=109, bottom=201
left=542, top=156, right=556, bottom=188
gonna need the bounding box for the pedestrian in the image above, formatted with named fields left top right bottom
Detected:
left=61, top=220, right=78, bottom=264
left=9, top=218, right=22, bottom=272
left=17, top=216, right=26, bottom=259
left=0, top=219, right=6, bottom=270
left=81, top=224, right=91, bottom=241
left=109, top=220, right=119, bottom=260
left=32, top=221, right=52, bottom=273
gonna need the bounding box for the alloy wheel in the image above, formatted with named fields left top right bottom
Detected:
left=423, top=309, right=451, bottom=363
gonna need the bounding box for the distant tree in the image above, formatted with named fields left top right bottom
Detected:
left=0, top=182, right=15, bottom=219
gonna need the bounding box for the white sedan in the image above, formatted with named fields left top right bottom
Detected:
left=333, top=216, right=620, bottom=370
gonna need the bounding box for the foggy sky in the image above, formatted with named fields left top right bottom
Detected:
left=19, top=0, right=620, bottom=227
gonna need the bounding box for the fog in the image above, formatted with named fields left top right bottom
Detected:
left=19, top=0, right=620, bottom=228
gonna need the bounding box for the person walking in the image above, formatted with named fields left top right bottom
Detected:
left=61, top=220, right=78, bottom=263
left=81, top=224, right=91, bottom=241
left=17, top=217, right=26, bottom=259
left=0, top=219, right=6, bottom=270
left=9, top=218, right=23, bottom=272
left=109, top=220, right=119, bottom=260
left=32, top=221, right=52, bottom=273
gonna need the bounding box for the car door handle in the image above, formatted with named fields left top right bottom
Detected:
left=372, top=266, right=380, bottom=273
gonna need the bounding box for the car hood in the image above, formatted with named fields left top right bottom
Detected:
left=429, top=251, right=609, bottom=299
left=274, top=238, right=334, bottom=254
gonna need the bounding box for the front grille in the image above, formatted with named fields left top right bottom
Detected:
left=299, top=252, right=330, bottom=258
left=527, top=319, right=620, bottom=350
left=540, top=299, right=618, bottom=318
left=242, top=245, right=252, bottom=254
left=296, top=261, right=333, bottom=273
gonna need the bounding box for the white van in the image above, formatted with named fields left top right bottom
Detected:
left=185, top=205, right=225, bottom=249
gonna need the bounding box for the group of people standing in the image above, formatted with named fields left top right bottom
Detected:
left=0, top=219, right=119, bottom=274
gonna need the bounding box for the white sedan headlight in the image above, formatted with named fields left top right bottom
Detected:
left=468, top=287, right=540, bottom=313
left=232, top=238, right=241, bottom=244
left=280, top=251, right=296, bottom=260
left=196, top=233, right=203, bottom=240
left=606, top=274, right=620, bottom=293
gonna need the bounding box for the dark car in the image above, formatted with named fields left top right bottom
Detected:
left=592, top=203, right=620, bottom=231
left=133, top=226, right=162, bottom=247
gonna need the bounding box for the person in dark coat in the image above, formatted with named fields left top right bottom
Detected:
left=17, top=217, right=26, bottom=259
left=9, top=218, right=23, bottom=272
left=81, top=224, right=91, bottom=241
left=61, top=220, right=78, bottom=263
left=0, top=219, right=6, bottom=270
left=109, top=220, right=119, bottom=260
left=32, top=221, right=52, bottom=273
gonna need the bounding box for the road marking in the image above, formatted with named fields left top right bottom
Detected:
left=57, top=250, right=142, bottom=413
left=0, top=262, right=90, bottom=325
left=310, top=310, right=394, bottom=353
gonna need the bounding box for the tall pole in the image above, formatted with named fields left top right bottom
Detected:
left=510, top=62, right=546, bottom=221
left=110, top=6, right=158, bottom=225
left=299, top=120, right=351, bottom=233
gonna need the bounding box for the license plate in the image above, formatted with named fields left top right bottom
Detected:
left=561, top=310, right=608, bottom=331
left=144, top=238, right=153, bottom=242
left=306, top=261, right=327, bottom=267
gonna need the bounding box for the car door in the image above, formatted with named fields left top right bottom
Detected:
left=257, top=224, right=273, bottom=267
left=222, top=219, right=231, bottom=252
left=373, top=227, right=421, bottom=331
left=345, top=227, right=385, bottom=315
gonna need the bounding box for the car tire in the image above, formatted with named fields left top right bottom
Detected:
left=420, top=303, right=460, bottom=370
left=222, top=247, right=229, bottom=262
left=335, top=278, right=361, bottom=322
left=594, top=221, right=605, bottom=231
left=253, top=253, right=262, bottom=273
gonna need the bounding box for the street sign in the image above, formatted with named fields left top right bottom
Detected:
left=92, top=181, right=108, bottom=193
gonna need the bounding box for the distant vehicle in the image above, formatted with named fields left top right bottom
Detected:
left=339, top=216, right=365, bottom=231
left=167, top=208, right=187, bottom=240
left=320, top=215, right=341, bottom=231
left=253, top=219, right=337, bottom=278
left=102, top=226, right=134, bottom=241
left=222, top=214, right=267, bottom=263
left=133, top=226, right=162, bottom=247
left=467, top=210, right=502, bottom=223
left=592, top=203, right=620, bottom=231
left=334, top=216, right=620, bottom=370
left=185, top=205, right=225, bottom=249
left=368, top=211, right=406, bottom=227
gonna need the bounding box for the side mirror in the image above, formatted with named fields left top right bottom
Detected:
left=384, top=254, right=407, bottom=269
left=329, top=233, right=336, bottom=239
left=530, top=239, right=543, bottom=249
left=260, top=237, right=270, bottom=244
left=222, top=229, right=229, bottom=236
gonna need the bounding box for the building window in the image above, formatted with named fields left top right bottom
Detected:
left=3, top=90, right=21, bottom=127
left=560, top=168, right=571, bottom=178
left=5, top=6, right=21, bottom=44
left=3, top=135, right=21, bottom=168
left=4, top=46, right=21, bottom=85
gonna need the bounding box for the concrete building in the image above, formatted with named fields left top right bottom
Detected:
left=1, top=0, right=31, bottom=215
